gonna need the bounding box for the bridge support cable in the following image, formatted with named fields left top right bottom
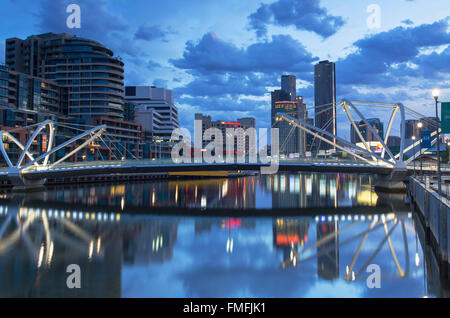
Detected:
left=20, top=124, right=106, bottom=170
left=381, top=105, right=399, bottom=159
left=309, top=116, right=334, bottom=154
left=0, top=131, right=39, bottom=168
left=277, top=113, right=395, bottom=167
left=341, top=102, right=377, bottom=161
left=343, top=100, right=397, bottom=163
left=279, top=123, right=297, bottom=154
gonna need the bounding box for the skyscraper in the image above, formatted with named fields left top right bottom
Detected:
left=5, top=33, right=125, bottom=120
left=314, top=60, right=336, bottom=152
left=271, top=75, right=307, bottom=156
left=281, top=75, right=296, bottom=101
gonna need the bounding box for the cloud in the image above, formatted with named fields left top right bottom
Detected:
left=248, top=0, right=345, bottom=39
left=401, top=19, right=414, bottom=25
left=171, top=32, right=317, bottom=76
left=337, top=18, right=450, bottom=87
left=147, top=60, right=162, bottom=70
left=134, top=24, right=174, bottom=42
left=34, top=0, right=128, bottom=46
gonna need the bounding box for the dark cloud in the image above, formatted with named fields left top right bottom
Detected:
left=401, top=19, right=414, bottom=25
left=248, top=0, right=345, bottom=39
left=337, top=18, right=450, bottom=87
left=175, top=73, right=274, bottom=98
left=171, top=32, right=317, bottom=76
left=134, top=24, right=174, bottom=42
left=35, top=0, right=128, bottom=46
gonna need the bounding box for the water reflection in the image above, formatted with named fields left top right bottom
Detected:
left=0, top=173, right=447, bottom=297
left=5, top=173, right=378, bottom=211
left=0, top=204, right=444, bottom=297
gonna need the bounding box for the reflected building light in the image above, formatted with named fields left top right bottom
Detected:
left=330, top=179, right=336, bottom=200
left=346, top=265, right=349, bottom=275
left=201, top=195, right=207, bottom=209
left=334, top=215, right=339, bottom=221
left=222, top=180, right=228, bottom=198
left=415, top=253, right=420, bottom=267
left=116, top=214, right=120, bottom=222
left=47, top=241, right=54, bottom=265
left=78, top=212, right=83, bottom=220
left=341, top=215, right=346, bottom=221
left=274, top=175, right=278, bottom=192
left=357, top=190, right=378, bottom=206
left=175, top=185, right=179, bottom=204
left=226, top=237, right=234, bottom=253
left=37, top=244, right=45, bottom=268
left=354, top=215, right=359, bottom=221
left=110, top=214, right=115, bottom=222
left=319, top=178, right=326, bottom=197
left=352, top=271, right=355, bottom=281
left=152, top=192, right=156, bottom=205
left=96, top=237, right=101, bottom=254
left=327, top=216, right=332, bottom=222
left=121, top=197, right=125, bottom=210
left=280, top=175, right=285, bottom=193
left=349, top=181, right=356, bottom=199
left=408, top=213, right=412, bottom=218
left=387, top=213, right=395, bottom=221
left=88, top=241, right=94, bottom=259
left=289, top=175, right=295, bottom=193
left=361, top=215, right=366, bottom=221
left=306, top=176, right=312, bottom=196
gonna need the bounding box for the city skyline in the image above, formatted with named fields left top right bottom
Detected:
left=0, top=0, right=448, bottom=135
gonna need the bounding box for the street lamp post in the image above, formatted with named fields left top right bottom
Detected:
left=418, top=122, right=423, bottom=181
left=412, top=136, right=416, bottom=177
left=432, top=89, right=442, bottom=195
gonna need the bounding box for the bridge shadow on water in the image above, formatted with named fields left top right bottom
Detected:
left=0, top=172, right=448, bottom=297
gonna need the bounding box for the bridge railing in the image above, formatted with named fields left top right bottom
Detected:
left=18, top=157, right=380, bottom=172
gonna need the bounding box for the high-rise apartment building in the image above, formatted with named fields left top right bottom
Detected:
left=125, top=86, right=179, bottom=141
left=350, top=118, right=384, bottom=144
left=271, top=75, right=307, bottom=156
left=314, top=60, right=336, bottom=152
left=6, top=33, right=125, bottom=120
left=194, top=113, right=256, bottom=157
left=405, top=117, right=439, bottom=140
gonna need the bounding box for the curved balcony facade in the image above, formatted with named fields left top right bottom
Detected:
left=40, top=34, right=125, bottom=120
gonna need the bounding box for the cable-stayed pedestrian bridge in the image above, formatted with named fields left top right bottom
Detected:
left=0, top=99, right=443, bottom=190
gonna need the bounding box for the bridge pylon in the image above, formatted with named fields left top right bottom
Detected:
left=0, top=120, right=106, bottom=191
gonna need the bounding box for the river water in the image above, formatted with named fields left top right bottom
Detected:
left=0, top=172, right=447, bottom=297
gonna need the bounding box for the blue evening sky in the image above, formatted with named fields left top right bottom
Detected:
left=0, top=0, right=449, bottom=135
